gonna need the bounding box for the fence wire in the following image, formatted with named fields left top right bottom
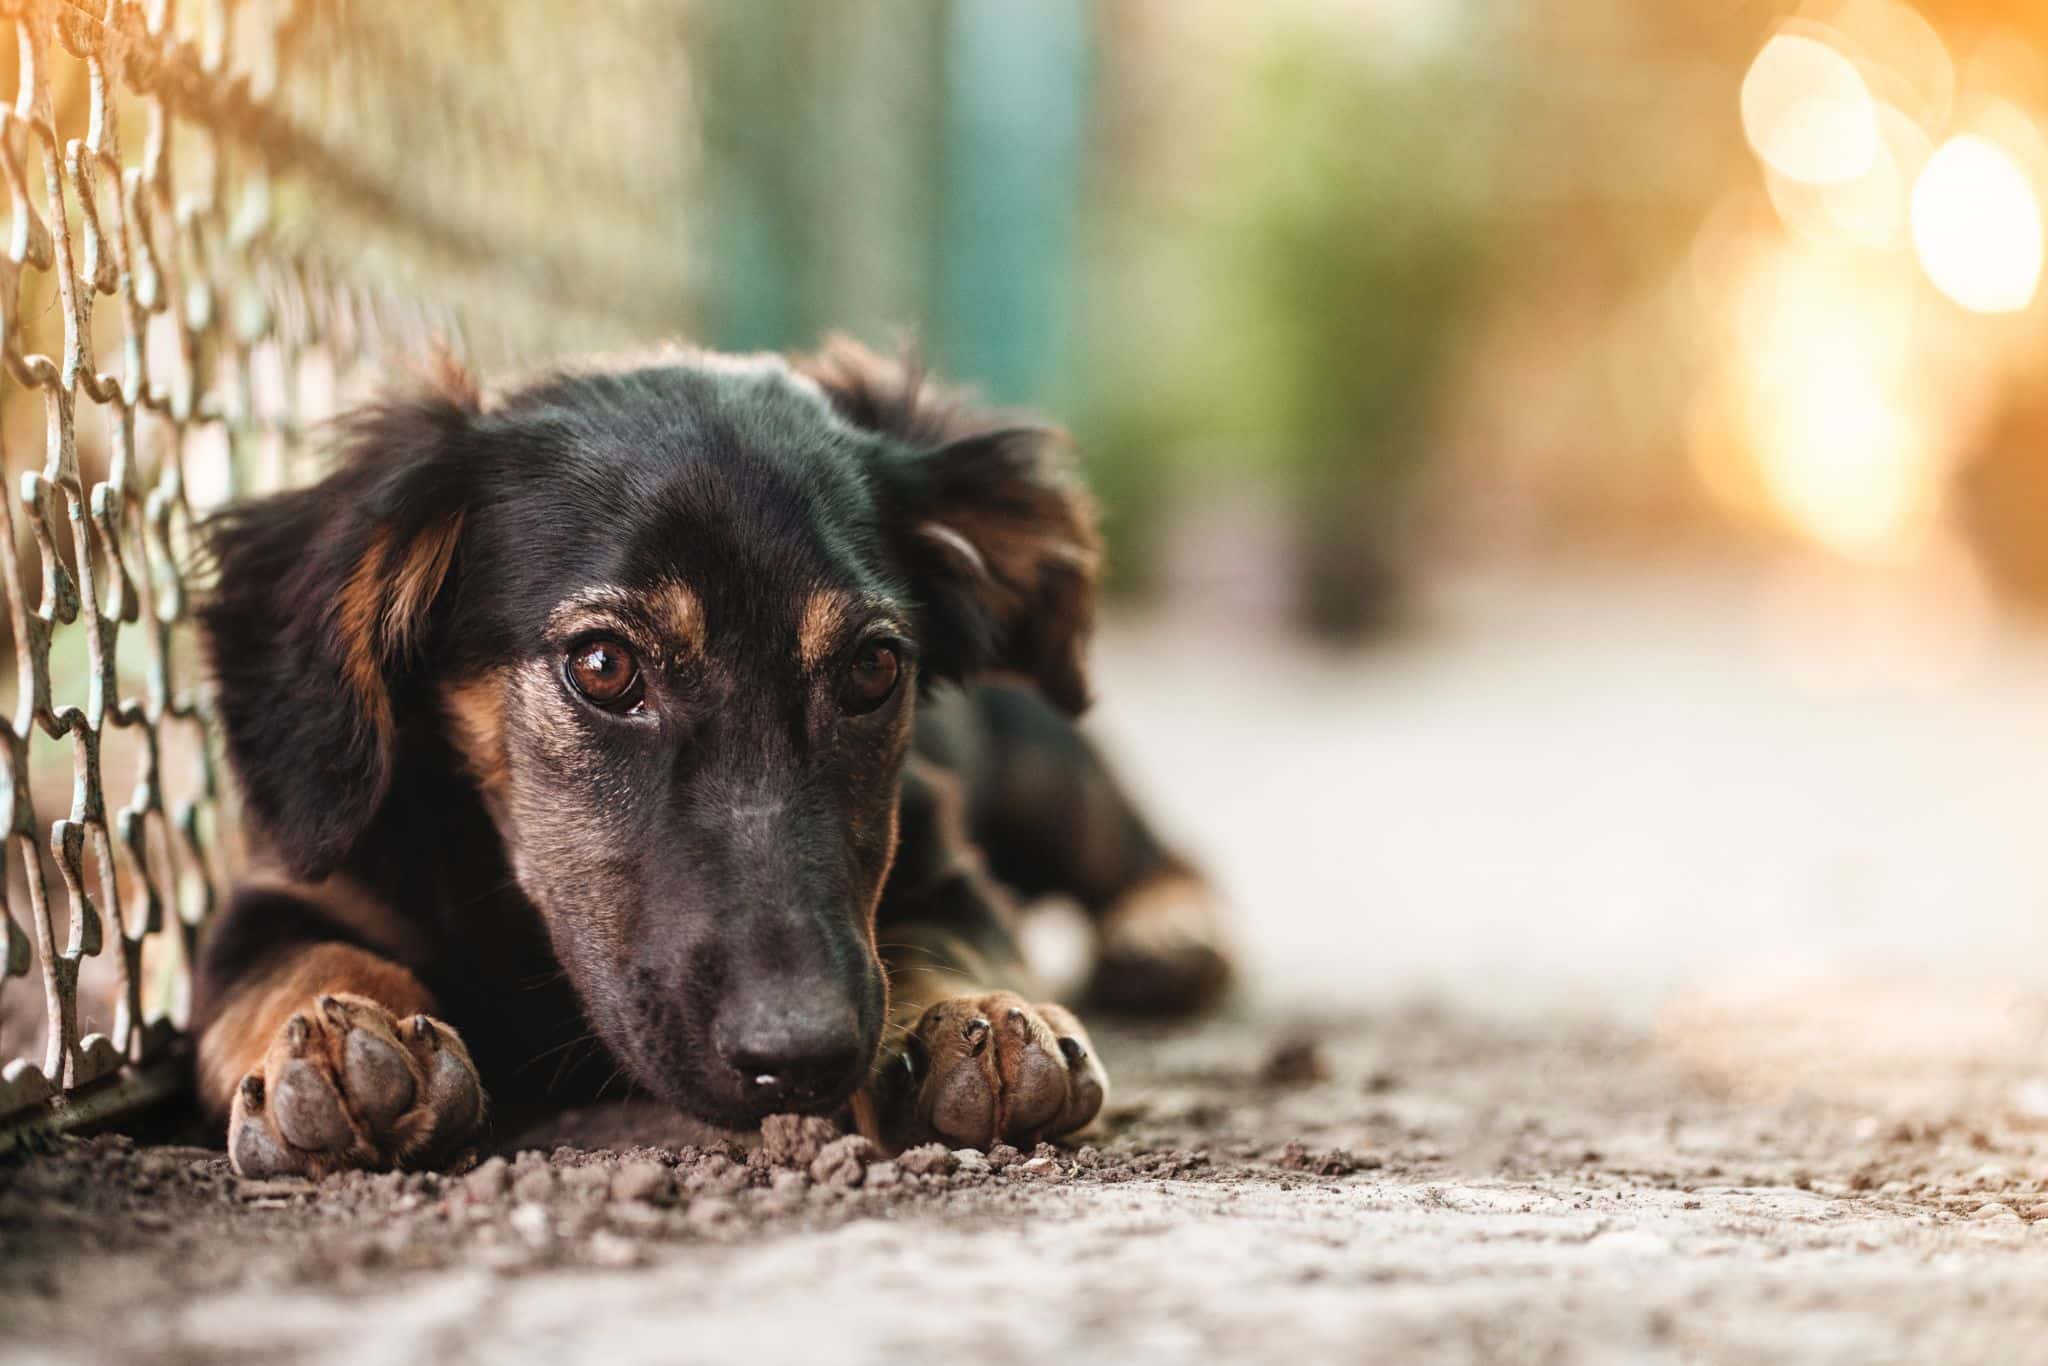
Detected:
left=0, top=0, right=696, bottom=1133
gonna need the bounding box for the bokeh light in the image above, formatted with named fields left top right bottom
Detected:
left=1910, top=133, right=2044, bottom=313
left=1742, top=32, right=1881, bottom=186
left=1720, top=243, right=1940, bottom=561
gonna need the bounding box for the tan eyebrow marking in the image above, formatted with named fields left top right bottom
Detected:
left=798, top=589, right=858, bottom=673
left=654, top=580, right=706, bottom=655
left=546, top=584, right=638, bottom=636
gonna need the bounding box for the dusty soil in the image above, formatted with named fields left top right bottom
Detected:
left=11, top=562, right=2048, bottom=1364
left=9, top=999, right=2048, bottom=1364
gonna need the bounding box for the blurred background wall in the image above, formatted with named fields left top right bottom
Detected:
left=683, top=0, right=2048, bottom=645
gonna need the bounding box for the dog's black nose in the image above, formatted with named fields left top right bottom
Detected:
left=718, top=1007, right=865, bottom=1108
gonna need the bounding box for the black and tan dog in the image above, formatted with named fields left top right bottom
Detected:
left=191, top=340, right=1229, bottom=1176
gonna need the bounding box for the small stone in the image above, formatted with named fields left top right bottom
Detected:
left=811, top=1135, right=875, bottom=1188
left=1017, top=1156, right=1062, bottom=1180
left=898, top=1144, right=957, bottom=1177
left=512, top=1167, right=556, bottom=1204
left=760, top=1114, right=842, bottom=1168
left=508, top=1202, right=552, bottom=1248
left=682, top=1154, right=748, bottom=1194
left=687, top=1197, right=737, bottom=1230
left=464, top=1156, right=512, bottom=1202
left=1971, top=1202, right=2021, bottom=1222
left=609, top=1161, right=673, bottom=1205
left=1273, top=1143, right=1367, bottom=1176
left=865, top=1161, right=901, bottom=1189
left=1261, top=1038, right=1328, bottom=1085
left=587, top=1232, right=643, bottom=1268
left=952, top=1149, right=991, bottom=1177
left=770, top=1169, right=810, bottom=1195
left=986, top=1144, right=1023, bottom=1170
left=1073, top=1146, right=1101, bottom=1170
left=561, top=1164, right=614, bottom=1196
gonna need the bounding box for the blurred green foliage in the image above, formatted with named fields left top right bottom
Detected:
left=1078, top=23, right=1501, bottom=626
left=693, top=4, right=1500, bottom=632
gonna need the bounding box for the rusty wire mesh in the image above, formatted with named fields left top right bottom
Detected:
left=0, top=0, right=696, bottom=1132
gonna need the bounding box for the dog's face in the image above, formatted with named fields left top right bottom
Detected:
left=201, top=344, right=1097, bottom=1127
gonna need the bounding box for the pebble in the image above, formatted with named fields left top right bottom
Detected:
left=865, top=1161, right=901, bottom=1189
left=464, top=1157, right=512, bottom=1202
left=761, top=1114, right=841, bottom=1168
left=512, top=1168, right=556, bottom=1205
left=561, top=1165, right=615, bottom=1196
left=1261, top=1038, right=1329, bottom=1085
left=1971, top=1203, right=2021, bottom=1222
left=952, top=1149, right=991, bottom=1177
left=898, top=1144, right=957, bottom=1177
left=610, top=1161, right=674, bottom=1205
left=508, top=1202, right=552, bottom=1248
left=683, top=1155, right=749, bottom=1195
left=587, top=1231, right=643, bottom=1268
left=986, top=1145, right=1023, bottom=1170
left=687, top=1197, right=737, bottom=1230
left=810, top=1135, right=875, bottom=1188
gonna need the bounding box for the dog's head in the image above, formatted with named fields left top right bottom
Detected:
left=200, top=341, right=1098, bottom=1126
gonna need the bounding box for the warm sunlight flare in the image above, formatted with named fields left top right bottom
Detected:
left=1910, top=133, right=2044, bottom=314
left=1725, top=246, right=1939, bottom=561
left=1742, top=32, right=1880, bottom=186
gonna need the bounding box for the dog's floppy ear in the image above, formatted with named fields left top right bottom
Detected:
left=199, top=369, right=478, bottom=878
left=794, top=338, right=1101, bottom=713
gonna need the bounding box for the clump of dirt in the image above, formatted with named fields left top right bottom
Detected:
left=1260, top=1037, right=1330, bottom=1085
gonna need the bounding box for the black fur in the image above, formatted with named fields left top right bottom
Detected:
left=194, top=342, right=1173, bottom=1132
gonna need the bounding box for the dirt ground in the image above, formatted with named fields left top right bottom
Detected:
left=10, top=560, right=2048, bottom=1364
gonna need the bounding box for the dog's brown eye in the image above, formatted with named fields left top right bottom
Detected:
left=567, top=639, right=640, bottom=707
left=840, top=641, right=901, bottom=714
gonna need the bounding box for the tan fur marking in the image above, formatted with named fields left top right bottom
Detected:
left=383, top=514, right=463, bottom=656
left=440, top=671, right=510, bottom=797
left=334, top=515, right=463, bottom=739
left=798, top=589, right=857, bottom=672
left=655, top=581, right=706, bottom=655
left=335, top=531, right=394, bottom=739
left=197, top=942, right=433, bottom=1116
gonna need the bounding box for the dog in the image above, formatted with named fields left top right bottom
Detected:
left=189, top=339, right=1231, bottom=1176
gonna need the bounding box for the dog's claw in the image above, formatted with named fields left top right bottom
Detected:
left=283, top=1013, right=311, bottom=1052
left=962, top=1017, right=991, bottom=1053
left=1058, top=1036, right=1086, bottom=1065
left=410, top=1014, right=436, bottom=1047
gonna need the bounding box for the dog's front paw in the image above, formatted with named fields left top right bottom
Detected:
left=1085, top=872, right=1233, bottom=1016
left=887, top=992, right=1106, bottom=1150
left=227, top=994, right=485, bottom=1177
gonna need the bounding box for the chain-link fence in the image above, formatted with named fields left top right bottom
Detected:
left=0, top=0, right=696, bottom=1138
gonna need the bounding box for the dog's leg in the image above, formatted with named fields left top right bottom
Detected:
left=857, top=757, right=1109, bottom=1153
left=931, top=683, right=1232, bottom=1015
left=193, top=883, right=485, bottom=1177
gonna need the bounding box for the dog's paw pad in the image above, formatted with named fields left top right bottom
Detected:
left=270, top=1056, right=354, bottom=1151
left=343, top=1027, right=417, bottom=1127
left=226, top=995, right=485, bottom=1177
left=896, top=992, right=1108, bottom=1150
left=229, top=1075, right=305, bottom=1177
